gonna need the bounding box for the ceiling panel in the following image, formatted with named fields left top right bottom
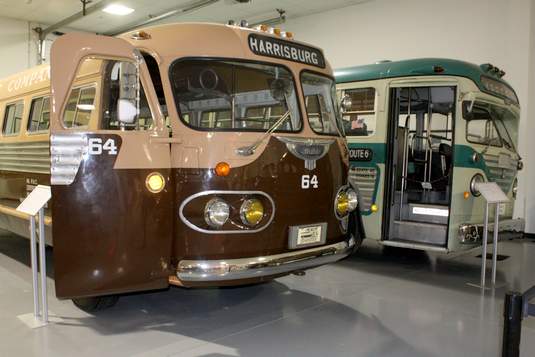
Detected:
left=0, top=0, right=369, bottom=34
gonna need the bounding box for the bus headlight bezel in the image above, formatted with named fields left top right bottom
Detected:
left=335, top=187, right=359, bottom=219
left=240, top=198, right=265, bottom=227
left=346, top=188, right=359, bottom=212
left=470, top=173, right=485, bottom=197
left=204, top=198, right=230, bottom=228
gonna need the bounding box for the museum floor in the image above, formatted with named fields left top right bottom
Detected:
left=1, top=233, right=534, bottom=357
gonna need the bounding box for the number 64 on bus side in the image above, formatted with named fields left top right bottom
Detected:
left=301, top=174, right=318, bottom=189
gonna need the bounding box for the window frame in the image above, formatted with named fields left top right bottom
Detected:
left=168, top=57, right=303, bottom=134
left=299, top=69, right=342, bottom=137
left=27, top=95, right=51, bottom=134
left=61, top=83, right=97, bottom=130
left=341, top=86, right=377, bottom=138
left=463, top=103, right=503, bottom=148
left=465, top=117, right=503, bottom=148
left=2, top=100, right=25, bottom=137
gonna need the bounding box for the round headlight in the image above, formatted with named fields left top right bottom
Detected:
left=240, top=198, right=264, bottom=227
left=146, top=172, right=165, bottom=193
left=335, top=191, right=350, bottom=218
left=470, top=173, right=485, bottom=197
left=204, top=198, right=230, bottom=228
left=346, top=188, right=359, bottom=212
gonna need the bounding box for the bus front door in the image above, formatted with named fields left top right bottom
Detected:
left=50, top=33, right=173, bottom=299
left=385, top=86, right=455, bottom=249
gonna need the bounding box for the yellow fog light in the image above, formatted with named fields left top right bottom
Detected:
left=335, top=191, right=350, bottom=218
left=146, top=172, right=165, bottom=193
left=371, top=204, right=378, bottom=213
left=240, top=198, right=264, bottom=227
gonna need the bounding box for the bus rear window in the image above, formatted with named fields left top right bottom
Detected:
left=170, top=60, right=301, bottom=132
left=342, top=88, right=376, bottom=137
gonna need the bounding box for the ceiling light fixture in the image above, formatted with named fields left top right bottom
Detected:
left=102, top=4, right=135, bottom=16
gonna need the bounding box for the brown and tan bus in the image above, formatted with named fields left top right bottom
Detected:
left=0, top=23, right=359, bottom=311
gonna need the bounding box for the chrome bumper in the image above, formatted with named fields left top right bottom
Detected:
left=459, top=218, right=525, bottom=244
left=177, top=238, right=355, bottom=282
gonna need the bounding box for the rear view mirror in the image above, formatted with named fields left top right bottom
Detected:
left=117, top=99, right=137, bottom=124
left=114, top=61, right=140, bottom=124
left=341, top=94, right=352, bottom=112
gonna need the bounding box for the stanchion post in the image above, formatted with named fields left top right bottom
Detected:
left=38, top=207, right=48, bottom=323
left=481, top=202, right=489, bottom=288
left=492, top=203, right=500, bottom=285
left=502, top=291, right=523, bottom=357
left=29, top=216, right=39, bottom=318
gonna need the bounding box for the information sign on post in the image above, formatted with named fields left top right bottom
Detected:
left=16, top=185, right=51, bottom=326
left=474, top=182, right=509, bottom=288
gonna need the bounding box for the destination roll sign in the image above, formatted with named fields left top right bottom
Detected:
left=248, top=34, right=325, bottom=68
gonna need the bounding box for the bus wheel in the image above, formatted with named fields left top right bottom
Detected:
left=72, top=295, right=119, bottom=313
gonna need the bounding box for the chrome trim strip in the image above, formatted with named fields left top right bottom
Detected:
left=177, top=238, right=354, bottom=282
left=0, top=141, right=50, bottom=174
left=178, top=190, right=276, bottom=234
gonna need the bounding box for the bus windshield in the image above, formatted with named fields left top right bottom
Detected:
left=169, top=59, right=301, bottom=132
left=301, top=72, right=342, bottom=136
left=490, top=104, right=519, bottom=151
left=466, top=102, right=518, bottom=151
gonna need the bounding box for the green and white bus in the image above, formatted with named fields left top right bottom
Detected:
left=335, top=58, right=524, bottom=253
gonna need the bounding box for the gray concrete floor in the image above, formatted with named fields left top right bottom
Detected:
left=1, top=232, right=535, bottom=357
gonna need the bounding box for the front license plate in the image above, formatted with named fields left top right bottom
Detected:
left=288, top=223, right=327, bottom=249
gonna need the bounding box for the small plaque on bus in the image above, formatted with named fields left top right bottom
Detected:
left=349, top=148, right=373, bottom=162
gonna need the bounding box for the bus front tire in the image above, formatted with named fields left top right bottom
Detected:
left=72, top=295, right=119, bottom=313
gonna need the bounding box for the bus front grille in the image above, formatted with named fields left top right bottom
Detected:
left=482, top=153, right=517, bottom=193
left=348, top=166, right=377, bottom=212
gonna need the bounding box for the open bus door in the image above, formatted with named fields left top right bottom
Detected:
left=383, top=85, right=455, bottom=250
left=50, top=33, right=173, bottom=299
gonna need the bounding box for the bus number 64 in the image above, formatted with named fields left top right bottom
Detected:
left=88, top=138, right=118, bottom=155
left=301, top=174, right=319, bottom=189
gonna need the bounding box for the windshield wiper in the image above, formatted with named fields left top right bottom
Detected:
left=236, top=110, right=291, bottom=156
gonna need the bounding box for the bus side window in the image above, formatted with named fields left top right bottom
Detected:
left=28, top=96, right=51, bottom=132
left=63, top=86, right=96, bottom=128
left=101, top=60, right=153, bottom=131
left=2, top=101, right=24, bottom=136
left=342, top=88, right=376, bottom=136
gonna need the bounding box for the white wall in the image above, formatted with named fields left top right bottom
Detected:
left=285, top=0, right=535, bottom=232
left=0, top=17, right=39, bottom=78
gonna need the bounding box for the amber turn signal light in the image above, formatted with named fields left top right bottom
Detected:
left=215, top=162, right=231, bottom=177
left=463, top=191, right=470, bottom=199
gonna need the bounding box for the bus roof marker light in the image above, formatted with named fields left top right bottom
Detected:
left=433, top=66, right=445, bottom=73
left=102, top=4, right=135, bottom=16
